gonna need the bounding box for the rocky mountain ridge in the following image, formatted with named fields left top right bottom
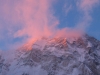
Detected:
left=0, top=34, right=100, bottom=75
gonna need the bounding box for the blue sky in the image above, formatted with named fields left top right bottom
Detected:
left=0, top=0, right=100, bottom=50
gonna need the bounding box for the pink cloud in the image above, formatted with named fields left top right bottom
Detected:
left=54, top=28, right=82, bottom=39
left=0, top=0, right=58, bottom=38
left=14, top=0, right=59, bottom=39
left=0, top=0, right=83, bottom=50
left=1, top=0, right=82, bottom=38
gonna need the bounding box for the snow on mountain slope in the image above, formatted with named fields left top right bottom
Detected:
left=0, top=34, right=100, bottom=75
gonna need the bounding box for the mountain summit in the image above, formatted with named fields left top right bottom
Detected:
left=0, top=34, right=100, bottom=75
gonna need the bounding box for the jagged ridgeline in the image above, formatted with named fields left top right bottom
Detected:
left=0, top=34, right=100, bottom=75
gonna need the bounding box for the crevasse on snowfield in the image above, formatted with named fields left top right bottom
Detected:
left=0, top=34, right=100, bottom=75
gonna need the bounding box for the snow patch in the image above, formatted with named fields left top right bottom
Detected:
left=87, top=41, right=92, bottom=48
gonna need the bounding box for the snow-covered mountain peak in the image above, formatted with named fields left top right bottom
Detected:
left=0, top=34, right=100, bottom=75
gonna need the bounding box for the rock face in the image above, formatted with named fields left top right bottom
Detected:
left=0, top=34, right=100, bottom=75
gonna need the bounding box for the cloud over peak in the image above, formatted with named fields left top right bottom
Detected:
left=0, top=0, right=99, bottom=50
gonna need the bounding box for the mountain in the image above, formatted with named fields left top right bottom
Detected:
left=0, top=34, right=100, bottom=75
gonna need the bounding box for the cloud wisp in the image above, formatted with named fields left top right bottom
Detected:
left=76, top=0, right=100, bottom=30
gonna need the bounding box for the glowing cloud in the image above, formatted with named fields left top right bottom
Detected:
left=0, top=0, right=59, bottom=39
left=0, top=0, right=86, bottom=50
